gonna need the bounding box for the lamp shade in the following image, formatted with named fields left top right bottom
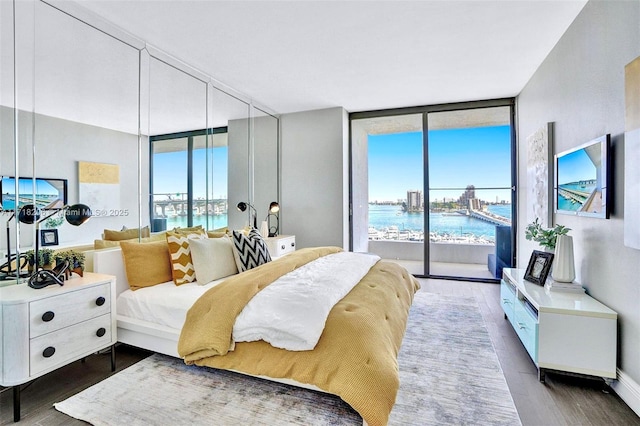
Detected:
left=551, top=234, right=575, bottom=283
left=65, top=204, right=92, bottom=226
left=17, top=204, right=40, bottom=224
left=269, top=202, right=280, bottom=213
left=237, top=202, right=248, bottom=212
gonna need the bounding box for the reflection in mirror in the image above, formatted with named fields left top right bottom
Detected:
left=253, top=107, right=279, bottom=235
left=148, top=57, right=207, bottom=233
left=0, top=0, right=18, bottom=284
left=209, top=85, right=251, bottom=231
left=30, top=2, right=139, bottom=251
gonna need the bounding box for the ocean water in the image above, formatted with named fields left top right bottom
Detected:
left=369, top=204, right=512, bottom=240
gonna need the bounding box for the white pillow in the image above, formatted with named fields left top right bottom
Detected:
left=189, top=236, right=238, bottom=285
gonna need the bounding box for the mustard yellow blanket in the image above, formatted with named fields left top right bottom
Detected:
left=178, top=247, right=420, bottom=426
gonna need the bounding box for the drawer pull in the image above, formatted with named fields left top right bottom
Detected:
left=291, top=242, right=295, bottom=247
left=43, top=346, right=56, bottom=358
left=517, top=322, right=526, bottom=330
left=41, top=311, right=55, bottom=322
left=96, top=327, right=106, bottom=337
left=95, top=296, right=106, bottom=306
left=502, top=299, right=511, bottom=304
left=281, top=245, right=286, bottom=250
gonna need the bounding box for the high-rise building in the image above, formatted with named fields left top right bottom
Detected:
left=406, top=190, right=423, bottom=212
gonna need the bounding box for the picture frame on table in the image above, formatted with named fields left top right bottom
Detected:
left=524, top=250, right=554, bottom=285
left=40, top=229, right=59, bottom=246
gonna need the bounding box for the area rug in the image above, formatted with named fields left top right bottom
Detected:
left=55, top=291, right=521, bottom=425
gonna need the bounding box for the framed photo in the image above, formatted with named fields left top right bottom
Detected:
left=524, top=250, right=554, bottom=285
left=40, top=229, right=59, bottom=246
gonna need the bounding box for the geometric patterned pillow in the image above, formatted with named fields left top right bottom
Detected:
left=166, top=229, right=208, bottom=285
left=231, top=227, right=272, bottom=273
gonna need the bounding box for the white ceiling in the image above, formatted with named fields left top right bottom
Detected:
left=71, top=0, right=588, bottom=115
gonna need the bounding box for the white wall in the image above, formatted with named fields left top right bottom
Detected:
left=517, top=0, right=640, bottom=401
left=280, top=107, right=349, bottom=249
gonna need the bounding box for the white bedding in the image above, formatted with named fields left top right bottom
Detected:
left=117, top=279, right=225, bottom=330
left=233, top=252, right=380, bottom=351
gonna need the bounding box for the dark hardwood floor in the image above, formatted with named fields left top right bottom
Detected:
left=1, top=278, right=639, bottom=425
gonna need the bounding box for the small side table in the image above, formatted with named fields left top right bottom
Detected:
left=265, top=235, right=296, bottom=257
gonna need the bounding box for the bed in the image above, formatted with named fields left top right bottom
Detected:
left=93, top=245, right=419, bottom=426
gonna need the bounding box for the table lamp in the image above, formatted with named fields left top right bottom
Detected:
left=237, top=202, right=257, bottom=229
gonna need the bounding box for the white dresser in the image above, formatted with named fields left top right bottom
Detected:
left=501, top=268, right=617, bottom=382
left=0, top=272, right=117, bottom=421
left=265, top=235, right=296, bottom=257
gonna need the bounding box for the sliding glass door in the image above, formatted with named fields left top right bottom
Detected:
left=351, top=99, right=515, bottom=281
left=426, top=106, right=513, bottom=279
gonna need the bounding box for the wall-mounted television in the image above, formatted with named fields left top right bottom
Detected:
left=0, top=176, right=68, bottom=211
left=554, top=134, right=610, bottom=219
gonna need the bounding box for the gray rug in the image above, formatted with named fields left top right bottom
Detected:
left=55, top=291, right=521, bottom=425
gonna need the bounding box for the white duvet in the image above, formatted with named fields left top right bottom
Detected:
left=232, top=251, right=380, bottom=351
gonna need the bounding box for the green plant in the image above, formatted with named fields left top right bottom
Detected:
left=55, top=249, right=86, bottom=269
left=525, top=218, right=571, bottom=250
left=25, top=248, right=55, bottom=268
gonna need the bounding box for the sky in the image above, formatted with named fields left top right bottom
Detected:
left=368, top=125, right=512, bottom=203
left=152, top=146, right=228, bottom=199
left=557, top=145, right=597, bottom=185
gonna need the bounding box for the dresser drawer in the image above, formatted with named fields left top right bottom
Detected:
left=513, top=299, right=539, bottom=363
left=266, top=235, right=296, bottom=257
left=30, top=314, right=112, bottom=376
left=29, top=283, right=110, bottom=338
left=500, top=279, right=516, bottom=322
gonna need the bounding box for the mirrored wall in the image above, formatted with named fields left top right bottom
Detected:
left=0, top=0, right=279, bottom=286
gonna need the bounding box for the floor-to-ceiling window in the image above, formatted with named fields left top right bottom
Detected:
left=150, top=128, right=228, bottom=231
left=351, top=99, right=515, bottom=281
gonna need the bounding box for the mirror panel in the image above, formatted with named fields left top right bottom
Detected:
left=253, top=106, right=279, bottom=234
left=148, top=56, right=207, bottom=232
left=31, top=1, right=139, bottom=249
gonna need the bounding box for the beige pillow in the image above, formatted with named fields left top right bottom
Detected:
left=94, top=239, right=123, bottom=249
left=120, top=240, right=172, bottom=291
left=172, top=225, right=204, bottom=234
left=206, top=230, right=228, bottom=238
left=104, top=226, right=151, bottom=241
left=166, top=229, right=208, bottom=285
left=189, top=236, right=238, bottom=284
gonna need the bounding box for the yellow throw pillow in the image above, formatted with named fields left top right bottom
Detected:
left=120, top=240, right=172, bottom=291
left=206, top=230, right=228, bottom=238
left=94, top=239, right=123, bottom=249
left=104, top=226, right=151, bottom=241
left=166, top=229, right=208, bottom=285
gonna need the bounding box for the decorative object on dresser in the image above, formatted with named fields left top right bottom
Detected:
left=266, top=201, right=280, bottom=237
left=501, top=268, right=617, bottom=383
left=40, top=228, right=59, bottom=246
left=525, top=217, right=570, bottom=251
left=0, top=272, right=118, bottom=421
left=236, top=201, right=257, bottom=228
left=523, top=250, right=554, bottom=285
left=19, top=204, right=92, bottom=289
left=551, top=234, right=575, bottom=283
left=527, top=122, right=554, bottom=228
left=264, top=234, right=296, bottom=257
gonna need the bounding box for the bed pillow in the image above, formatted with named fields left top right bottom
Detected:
left=172, top=225, right=204, bottom=234
left=231, top=228, right=272, bottom=273
left=189, top=236, right=238, bottom=284
left=166, top=229, right=208, bottom=285
left=120, top=240, right=172, bottom=291
left=104, top=226, right=150, bottom=241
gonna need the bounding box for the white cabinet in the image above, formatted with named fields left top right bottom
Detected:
left=501, top=268, right=617, bottom=382
left=265, top=235, right=296, bottom=257
left=0, top=272, right=117, bottom=421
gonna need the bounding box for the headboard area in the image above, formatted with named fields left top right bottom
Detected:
left=92, top=247, right=129, bottom=296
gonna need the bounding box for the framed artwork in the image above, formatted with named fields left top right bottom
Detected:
left=524, top=250, right=554, bottom=285
left=78, top=161, right=120, bottom=217
left=625, top=56, right=640, bottom=249
left=40, top=229, right=59, bottom=247
left=527, top=123, right=553, bottom=228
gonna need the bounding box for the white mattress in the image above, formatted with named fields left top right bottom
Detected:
left=116, top=279, right=225, bottom=330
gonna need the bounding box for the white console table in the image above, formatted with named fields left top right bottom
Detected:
left=501, top=268, right=617, bottom=382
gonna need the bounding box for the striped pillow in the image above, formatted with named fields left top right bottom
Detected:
left=232, top=228, right=272, bottom=272
left=166, top=229, right=208, bottom=285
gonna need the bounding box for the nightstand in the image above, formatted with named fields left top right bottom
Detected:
left=0, top=272, right=117, bottom=421
left=265, top=235, right=296, bottom=257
